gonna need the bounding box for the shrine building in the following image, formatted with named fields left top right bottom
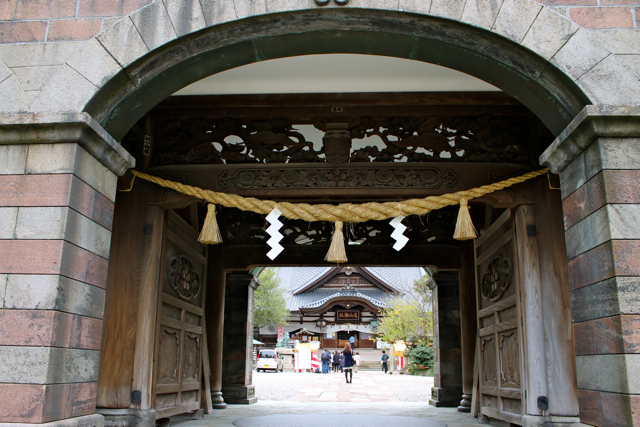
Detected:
left=258, top=266, right=425, bottom=348
left=1, top=1, right=640, bottom=427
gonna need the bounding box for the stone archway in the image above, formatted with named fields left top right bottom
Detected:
left=1, top=2, right=639, bottom=427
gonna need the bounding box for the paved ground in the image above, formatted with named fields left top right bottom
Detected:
left=169, top=371, right=510, bottom=427
left=253, top=370, right=431, bottom=402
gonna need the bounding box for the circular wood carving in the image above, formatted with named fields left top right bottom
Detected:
left=481, top=256, right=511, bottom=301
left=169, top=256, right=201, bottom=300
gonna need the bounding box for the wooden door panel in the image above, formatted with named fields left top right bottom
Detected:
left=153, top=211, right=207, bottom=419
left=475, top=209, right=525, bottom=425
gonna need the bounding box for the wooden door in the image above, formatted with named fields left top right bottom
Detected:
left=153, top=211, right=207, bottom=419
left=475, top=209, right=525, bottom=425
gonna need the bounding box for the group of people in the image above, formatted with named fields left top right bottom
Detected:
left=320, top=344, right=361, bottom=383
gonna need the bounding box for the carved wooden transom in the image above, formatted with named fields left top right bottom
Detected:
left=224, top=208, right=458, bottom=247
left=151, top=115, right=532, bottom=166
left=169, top=256, right=201, bottom=300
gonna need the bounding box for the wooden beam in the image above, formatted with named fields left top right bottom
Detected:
left=153, top=92, right=530, bottom=121
left=147, top=162, right=535, bottom=203
left=161, top=92, right=522, bottom=108
left=223, top=244, right=461, bottom=269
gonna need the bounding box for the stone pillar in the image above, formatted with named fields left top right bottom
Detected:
left=205, top=246, right=227, bottom=409
left=221, top=273, right=258, bottom=404
left=0, top=116, right=134, bottom=426
left=540, top=106, right=640, bottom=427
left=457, top=242, right=477, bottom=412
left=429, top=271, right=463, bottom=407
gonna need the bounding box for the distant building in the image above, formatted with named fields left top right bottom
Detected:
left=258, top=266, right=424, bottom=349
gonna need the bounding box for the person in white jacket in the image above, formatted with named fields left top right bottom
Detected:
left=353, top=352, right=361, bottom=373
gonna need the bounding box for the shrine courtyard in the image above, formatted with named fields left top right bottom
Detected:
left=169, top=372, right=504, bottom=427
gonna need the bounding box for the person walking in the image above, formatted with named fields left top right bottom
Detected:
left=332, top=351, right=339, bottom=372
left=353, top=351, right=361, bottom=373
left=381, top=350, right=389, bottom=374
left=321, top=349, right=331, bottom=373
left=349, top=334, right=356, bottom=349
left=342, top=342, right=354, bottom=383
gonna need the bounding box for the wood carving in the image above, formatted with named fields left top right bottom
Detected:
left=182, top=334, right=200, bottom=381
left=481, top=336, right=497, bottom=386
left=169, top=256, right=201, bottom=300
left=158, top=328, right=179, bottom=383
left=225, top=209, right=458, bottom=247
left=219, top=167, right=457, bottom=190
left=481, top=256, right=512, bottom=301
left=151, top=115, right=531, bottom=166
left=499, top=331, right=521, bottom=389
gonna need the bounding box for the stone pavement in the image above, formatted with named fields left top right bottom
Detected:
left=170, top=401, right=507, bottom=427
left=286, top=370, right=404, bottom=402
left=169, top=371, right=510, bottom=427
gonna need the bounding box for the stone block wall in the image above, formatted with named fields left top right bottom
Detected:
left=0, top=0, right=154, bottom=43
left=541, top=107, right=640, bottom=427
left=0, top=142, right=117, bottom=424
left=0, top=0, right=638, bottom=45
left=538, top=0, right=640, bottom=28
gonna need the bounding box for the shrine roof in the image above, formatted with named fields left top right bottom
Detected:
left=287, top=288, right=393, bottom=312
left=278, top=266, right=424, bottom=295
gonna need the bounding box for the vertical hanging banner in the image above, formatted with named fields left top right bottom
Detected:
left=277, top=326, right=284, bottom=340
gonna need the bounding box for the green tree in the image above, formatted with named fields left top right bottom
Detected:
left=376, top=274, right=433, bottom=348
left=254, top=267, right=289, bottom=329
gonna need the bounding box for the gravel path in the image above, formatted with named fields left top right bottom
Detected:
left=253, top=370, right=434, bottom=402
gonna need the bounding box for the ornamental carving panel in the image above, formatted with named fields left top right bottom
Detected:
left=481, top=336, right=497, bottom=386
left=158, top=328, right=179, bottom=383
left=151, top=115, right=531, bottom=166
left=182, top=333, right=200, bottom=381
left=224, top=209, right=458, bottom=247
left=499, top=331, right=521, bottom=389
left=481, top=256, right=511, bottom=301
left=219, top=167, right=457, bottom=189
left=169, top=256, right=201, bottom=300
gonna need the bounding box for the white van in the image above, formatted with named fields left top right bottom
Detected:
left=256, top=348, right=283, bottom=372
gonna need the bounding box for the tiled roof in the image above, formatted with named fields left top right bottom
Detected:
left=288, top=289, right=395, bottom=311
left=363, top=267, right=425, bottom=293
left=277, top=267, right=332, bottom=293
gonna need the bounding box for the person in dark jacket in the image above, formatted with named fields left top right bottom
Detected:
left=381, top=350, right=389, bottom=373
left=342, top=342, right=354, bottom=383
left=332, top=351, right=340, bottom=372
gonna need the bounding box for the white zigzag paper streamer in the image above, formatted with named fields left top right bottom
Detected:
left=266, top=208, right=284, bottom=260
left=390, top=216, right=409, bottom=251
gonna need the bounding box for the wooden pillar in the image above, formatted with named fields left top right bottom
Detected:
left=429, top=271, right=463, bottom=407
left=457, top=241, right=477, bottom=412
left=514, top=177, right=580, bottom=425
left=205, top=246, right=227, bottom=409
left=515, top=203, right=549, bottom=418
left=221, top=273, right=258, bottom=404
left=532, top=177, right=578, bottom=416
left=130, top=203, right=164, bottom=411
left=96, top=180, right=163, bottom=427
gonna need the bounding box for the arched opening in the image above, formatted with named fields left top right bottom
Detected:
left=85, top=9, right=590, bottom=141
left=93, top=8, right=584, bottom=427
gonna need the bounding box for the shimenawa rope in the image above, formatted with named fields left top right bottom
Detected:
left=128, top=168, right=549, bottom=262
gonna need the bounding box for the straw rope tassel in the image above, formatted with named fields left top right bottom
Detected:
left=453, top=198, right=477, bottom=241
left=198, top=204, right=223, bottom=245
left=325, top=221, right=348, bottom=264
